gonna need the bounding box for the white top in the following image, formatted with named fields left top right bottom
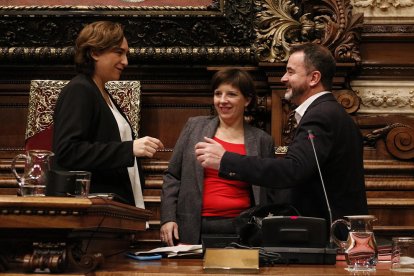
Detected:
left=294, top=91, right=331, bottom=124
left=108, top=98, right=145, bottom=209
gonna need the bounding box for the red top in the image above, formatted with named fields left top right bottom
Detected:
left=201, top=137, right=251, bottom=217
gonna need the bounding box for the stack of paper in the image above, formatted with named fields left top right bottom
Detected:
left=133, top=244, right=203, bottom=258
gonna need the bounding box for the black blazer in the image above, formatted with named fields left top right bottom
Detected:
left=52, top=73, right=141, bottom=205
left=219, top=93, right=368, bottom=222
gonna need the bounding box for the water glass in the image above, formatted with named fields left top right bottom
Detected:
left=69, top=171, right=91, bottom=197
left=391, top=237, right=414, bottom=273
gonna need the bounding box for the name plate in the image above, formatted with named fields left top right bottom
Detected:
left=203, top=248, right=259, bottom=274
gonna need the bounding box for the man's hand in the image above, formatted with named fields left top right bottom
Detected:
left=195, top=137, right=225, bottom=170
left=160, top=221, right=179, bottom=246
left=133, top=136, right=164, bottom=158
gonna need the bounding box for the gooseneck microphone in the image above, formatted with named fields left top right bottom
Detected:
left=307, top=129, right=333, bottom=243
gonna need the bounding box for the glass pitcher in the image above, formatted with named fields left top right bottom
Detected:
left=331, top=215, right=378, bottom=272
left=11, top=150, right=54, bottom=196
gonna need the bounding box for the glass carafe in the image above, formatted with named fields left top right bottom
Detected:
left=331, top=215, right=378, bottom=272
left=11, top=150, right=54, bottom=196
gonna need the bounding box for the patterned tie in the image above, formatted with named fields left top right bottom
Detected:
left=283, top=110, right=298, bottom=145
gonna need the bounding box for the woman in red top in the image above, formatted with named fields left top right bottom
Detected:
left=160, top=69, right=283, bottom=246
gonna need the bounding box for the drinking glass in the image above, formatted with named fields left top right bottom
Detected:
left=391, top=237, right=414, bottom=273
left=69, top=171, right=91, bottom=197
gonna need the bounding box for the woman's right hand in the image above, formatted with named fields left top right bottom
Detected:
left=160, top=221, right=179, bottom=246
left=133, top=136, right=164, bottom=158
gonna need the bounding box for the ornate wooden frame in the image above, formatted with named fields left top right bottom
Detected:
left=0, top=0, right=221, bottom=16
left=0, top=0, right=364, bottom=64
left=0, top=0, right=258, bottom=64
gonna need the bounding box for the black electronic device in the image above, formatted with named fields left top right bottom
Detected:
left=262, top=246, right=337, bottom=265
left=46, top=170, right=76, bottom=196
left=201, top=234, right=240, bottom=253
left=261, top=216, right=327, bottom=248
left=203, top=130, right=338, bottom=265
left=257, top=130, right=337, bottom=265
left=261, top=216, right=336, bottom=264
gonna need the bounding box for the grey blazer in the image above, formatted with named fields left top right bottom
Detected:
left=160, top=116, right=286, bottom=244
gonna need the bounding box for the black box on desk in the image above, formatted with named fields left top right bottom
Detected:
left=261, top=216, right=336, bottom=264
left=201, top=234, right=239, bottom=253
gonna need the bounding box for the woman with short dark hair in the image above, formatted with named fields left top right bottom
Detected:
left=160, top=68, right=283, bottom=246
left=53, top=21, right=163, bottom=207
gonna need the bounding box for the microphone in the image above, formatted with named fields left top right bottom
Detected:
left=307, top=129, right=333, bottom=244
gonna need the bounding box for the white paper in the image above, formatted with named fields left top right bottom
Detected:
left=400, top=256, right=414, bottom=265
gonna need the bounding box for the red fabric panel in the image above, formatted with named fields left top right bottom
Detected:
left=25, top=125, right=54, bottom=151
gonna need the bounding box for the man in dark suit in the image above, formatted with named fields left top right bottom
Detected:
left=195, top=43, right=368, bottom=227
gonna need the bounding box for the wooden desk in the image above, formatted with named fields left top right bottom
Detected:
left=0, top=195, right=151, bottom=274
left=1, top=257, right=397, bottom=275
left=0, top=196, right=398, bottom=275
left=95, top=257, right=395, bottom=276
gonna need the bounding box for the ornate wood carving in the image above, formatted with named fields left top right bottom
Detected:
left=67, top=243, right=104, bottom=273
left=22, top=242, right=67, bottom=273
left=254, top=0, right=363, bottom=62
left=352, top=80, right=414, bottom=114
left=353, top=0, right=414, bottom=30
left=0, top=0, right=257, bottom=64
left=356, top=114, right=414, bottom=160
left=353, top=0, right=414, bottom=9
left=363, top=24, right=414, bottom=36
left=364, top=123, right=414, bottom=160
left=333, top=89, right=361, bottom=114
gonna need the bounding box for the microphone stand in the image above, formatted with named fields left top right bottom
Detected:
left=307, top=130, right=334, bottom=246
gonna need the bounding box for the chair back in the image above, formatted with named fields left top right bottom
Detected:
left=25, top=80, right=141, bottom=150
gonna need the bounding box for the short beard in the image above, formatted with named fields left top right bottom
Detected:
left=284, top=90, right=293, bottom=101
left=285, top=86, right=306, bottom=103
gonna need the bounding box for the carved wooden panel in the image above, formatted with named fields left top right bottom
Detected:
left=254, top=0, right=363, bottom=63
left=0, top=0, right=256, bottom=64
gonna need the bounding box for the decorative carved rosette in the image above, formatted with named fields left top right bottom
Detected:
left=333, top=89, right=361, bottom=114
left=254, top=0, right=363, bottom=62
left=386, top=125, right=414, bottom=160
left=67, top=243, right=104, bottom=273
left=364, top=123, right=414, bottom=160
